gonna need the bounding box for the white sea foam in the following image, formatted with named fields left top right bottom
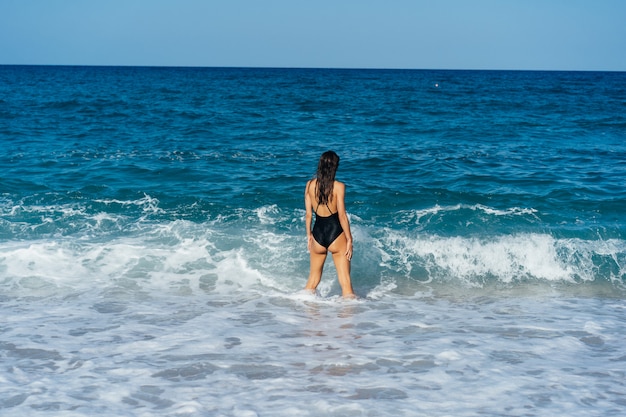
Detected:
left=2, top=239, right=624, bottom=413
left=6, top=254, right=624, bottom=416
left=0, top=208, right=623, bottom=417
left=254, top=204, right=281, bottom=224
left=1, top=217, right=624, bottom=304
left=94, top=193, right=164, bottom=214
left=375, top=230, right=626, bottom=286
left=398, top=203, right=539, bottom=225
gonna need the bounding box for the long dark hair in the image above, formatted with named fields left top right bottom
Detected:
left=316, top=150, right=340, bottom=205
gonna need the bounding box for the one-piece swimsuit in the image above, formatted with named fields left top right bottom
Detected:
left=312, top=201, right=344, bottom=249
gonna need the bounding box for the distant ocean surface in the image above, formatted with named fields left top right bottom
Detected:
left=1, top=66, right=625, bottom=416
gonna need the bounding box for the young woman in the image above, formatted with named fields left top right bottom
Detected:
left=304, top=151, right=355, bottom=298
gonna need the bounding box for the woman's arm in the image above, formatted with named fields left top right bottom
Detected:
left=335, top=181, right=353, bottom=260
left=304, top=180, right=313, bottom=251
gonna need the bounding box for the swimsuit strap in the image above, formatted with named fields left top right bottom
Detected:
left=315, top=201, right=334, bottom=215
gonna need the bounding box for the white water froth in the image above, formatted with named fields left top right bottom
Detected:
left=397, top=203, right=540, bottom=225
left=1, top=219, right=625, bottom=302
left=1, top=203, right=624, bottom=416
left=1, top=288, right=624, bottom=416
left=94, top=194, right=165, bottom=214
left=375, top=230, right=626, bottom=286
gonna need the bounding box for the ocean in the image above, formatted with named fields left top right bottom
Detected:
left=0, top=65, right=625, bottom=416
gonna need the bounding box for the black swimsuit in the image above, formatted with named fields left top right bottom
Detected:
left=312, top=202, right=344, bottom=249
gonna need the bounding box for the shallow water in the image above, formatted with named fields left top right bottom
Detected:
left=2, top=288, right=625, bottom=416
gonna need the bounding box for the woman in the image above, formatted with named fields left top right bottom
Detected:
left=304, top=151, right=355, bottom=298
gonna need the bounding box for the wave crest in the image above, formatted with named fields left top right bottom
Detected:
left=371, top=230, right=626, bottom=287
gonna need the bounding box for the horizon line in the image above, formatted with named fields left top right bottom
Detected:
left=1, top=64, right=624, bottom=73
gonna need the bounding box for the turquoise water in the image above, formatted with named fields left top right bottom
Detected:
left=1, top=66, right=625, bottom=416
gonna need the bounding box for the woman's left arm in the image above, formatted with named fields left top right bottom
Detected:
left=304, top=180, right=314, bottom=251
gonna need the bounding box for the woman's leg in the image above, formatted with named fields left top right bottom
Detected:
left=305, top=241, right=327, bottom=292
left=329, top=234, right=355, bottom=298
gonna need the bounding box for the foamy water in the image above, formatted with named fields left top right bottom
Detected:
left=2, top=214, right=625, bottom=416
left=3, top=270, right=625, bottom=416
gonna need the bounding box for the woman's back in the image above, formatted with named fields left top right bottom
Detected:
left=307, top=179, right=339, bottom=217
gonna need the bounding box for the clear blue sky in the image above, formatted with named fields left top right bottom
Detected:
left=1, top=0, right=624, bottom=71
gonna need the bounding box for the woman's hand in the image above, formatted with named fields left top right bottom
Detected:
left=345, top=238, right=353, bottom=261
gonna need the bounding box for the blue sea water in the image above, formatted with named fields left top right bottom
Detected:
left=1, top=65, right=625, bottom=416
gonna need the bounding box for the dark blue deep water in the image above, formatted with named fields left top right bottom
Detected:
left=1, top=66, right=625, bottom=416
